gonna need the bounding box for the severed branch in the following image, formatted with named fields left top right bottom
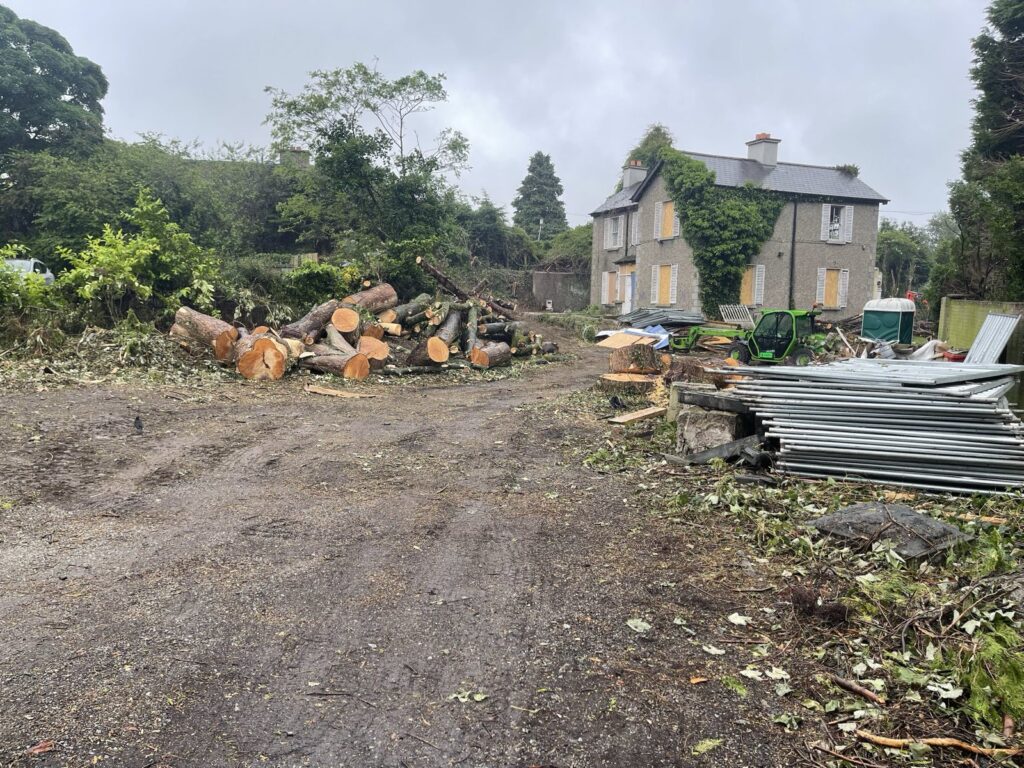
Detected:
left=828, top=675, right=886, bottom=707
left=855, top=730, right=1022, bottom=757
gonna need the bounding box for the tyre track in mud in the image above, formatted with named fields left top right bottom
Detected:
left=0, top=329, right=793, bottom=767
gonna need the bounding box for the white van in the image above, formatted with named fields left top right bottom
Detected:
left=3, top=258, right=55, bottom=285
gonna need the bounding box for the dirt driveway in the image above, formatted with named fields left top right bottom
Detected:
left=0, top=326, right=797, bottom=767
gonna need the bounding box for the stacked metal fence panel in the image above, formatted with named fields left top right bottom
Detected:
left=618, top=308, right=704, bottom=328
left=729, top=360, right=1024, bottom=494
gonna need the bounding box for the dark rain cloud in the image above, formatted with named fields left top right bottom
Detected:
left=7, top=0, right=987, bottom=226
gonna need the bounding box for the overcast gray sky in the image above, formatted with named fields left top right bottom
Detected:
left=8, top=1, right=987, bottom=228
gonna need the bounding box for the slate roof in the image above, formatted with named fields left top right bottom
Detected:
left=590, top=180, right=643, bottom=214
left=592, top=151, right=888, bottom=215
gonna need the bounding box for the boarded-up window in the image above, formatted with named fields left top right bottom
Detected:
left=654, top=201, right=680, bottom=240
left=601, top=270, right=618, bottom=303
left=740, top=264, right=766, bottom=306
left=816, top=267, right=850, bottom=308
left=652, top=264, right=674, bottom=304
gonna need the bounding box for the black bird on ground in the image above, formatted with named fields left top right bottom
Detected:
left=133, top=415, right=143, bottom=435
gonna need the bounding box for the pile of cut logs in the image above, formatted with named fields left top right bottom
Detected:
left=170, top=267, right=556, bottom=382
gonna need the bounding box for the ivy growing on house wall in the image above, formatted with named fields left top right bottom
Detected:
left=659, top=148, right=787, bottom=317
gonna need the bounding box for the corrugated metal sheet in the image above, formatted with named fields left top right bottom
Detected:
left=726, top=360, right=1024, bottom=494
left=965, top=312, right=1022, bottom=364
left=618, top=308, right=704, bottom=328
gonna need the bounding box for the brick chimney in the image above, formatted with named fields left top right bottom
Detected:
left=746, top=132, right=781, bottom=166
left=621, top=158, right=648, bottom=188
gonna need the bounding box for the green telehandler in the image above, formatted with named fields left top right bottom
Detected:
left=670, top=308, right=827, bottom=365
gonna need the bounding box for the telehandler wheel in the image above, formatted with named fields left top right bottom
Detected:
left=787, top=346, right=815, bottom=366
left=726, top=341, right=751, bottom=364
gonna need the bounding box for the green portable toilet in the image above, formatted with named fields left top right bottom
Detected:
left=861, top=298, right=915, bottom=344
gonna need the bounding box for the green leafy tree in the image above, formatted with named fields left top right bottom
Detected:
left=469, top=196, right=510, bottom=266
left=541, top=223, right=593, bottom=272
left=935, top=0, right=1024, bottom=301
left=511, top=151, right=567, bottom=240
left=58, top=190, right=218, bottom=323
left=265, top=62, right=468, bottom=176
left=0, top=137, right=298, bottom=263
left=876, top=219, right=932, bottom=297
left=659, top=147, right=785, bottom=316
left=622, top=124, right=673, bottom=173
left=0, top=4, right=108, bottom=155
left=968, top=0, right=1024, bottom=162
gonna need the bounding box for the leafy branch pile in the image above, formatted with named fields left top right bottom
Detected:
left=696, top=476, right=1024, bottom=761
left=659, top=147, right=786, bottom=317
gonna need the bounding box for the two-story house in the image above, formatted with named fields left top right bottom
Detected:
left=590, top=134, right=888, bottom=320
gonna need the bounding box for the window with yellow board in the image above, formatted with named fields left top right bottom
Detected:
left=650, top=263, right=679, bottom=306
left=740, top=264, right=765, bottom=306
left=816, top=267, right=849, bottom=309
left=654, top=201, right=681, bottom=241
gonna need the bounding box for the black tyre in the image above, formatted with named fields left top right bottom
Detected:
left=726, top=341, right=751, bottom=364
left=787, top=346, right=815, bottom=366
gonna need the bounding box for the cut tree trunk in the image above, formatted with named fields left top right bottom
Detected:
left=361, top=323, right=385, bottom=340
left=380, top=322, right=403, bottom=336
left=341, top=283, right=398, bottom=313
left=468, top=341, right=512, bottom=368
left=478, top=321, right=527, bottom=339
left=300, top=344, right=371, bottom=380
left=280, top=299, right=339, bottom=342
left=609, top=343, right=660, bottom=374
left=434, top=309, right=463, bottom=349
left=357, top=335, right=391, bottom=370
left=324, top=325, right=359, bottom=356
left=392, top=293, right=432, bottom=324
left=173, top=307, right=233, bottom=350
left=213, top=326, right=240, bottom=362
left=235, top=332, right=292, bottom=381
left=463, top=305, right=479, bottom=355
left=425, top=301, right=450, bottom=329
left=376, top=309, right=397, bottom=324
left=330, top=306, right=361, bottom=334
left=407, top=336, right=450, bottom=366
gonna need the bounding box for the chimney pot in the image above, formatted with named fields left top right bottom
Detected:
left=755, top=132, right=771, bottom=140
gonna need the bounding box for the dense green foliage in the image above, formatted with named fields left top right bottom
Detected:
left=623, top=124, right=673, bottom=173
left=540, top=223, right=593, bottom=272
left=0, top=11, right=557, bottom=341
left=57, top=190, right=219, bottom=324
left=659, top=147, right=786, bottom=316
left=0, top=137, right=297, bottom=263
left=0, top=4, right=108, bottom=155
left=876, top=219, right=932, bottom=297
left=928, top=0, right=1024, bottom=303
left=511, top=151, right=567, bottom=240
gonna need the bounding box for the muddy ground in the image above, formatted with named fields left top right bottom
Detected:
left=0, top=324, right=818, bottom=768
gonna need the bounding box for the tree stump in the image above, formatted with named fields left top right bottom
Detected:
left=609, top=343, right=660, bottom=374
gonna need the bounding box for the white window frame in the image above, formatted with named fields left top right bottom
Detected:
left=629, top=211, right=640, bottom=246
left=821, top=203, right=854, bottom=244
left=604, top=215, right=623, bottom=250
